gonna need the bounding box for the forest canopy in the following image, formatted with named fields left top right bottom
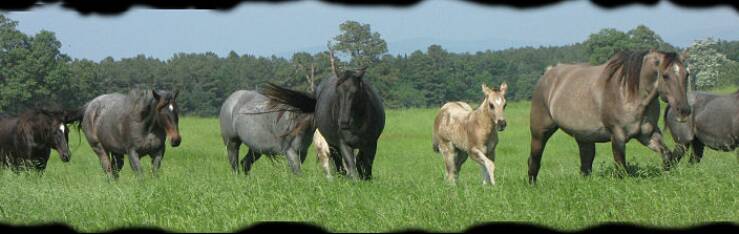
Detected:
left=1, top=15, right=737, bottom=116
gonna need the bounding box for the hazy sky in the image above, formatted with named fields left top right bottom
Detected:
left=4, top=0, right=739, bottom=61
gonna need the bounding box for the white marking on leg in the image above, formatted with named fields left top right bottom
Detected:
left=673, top=64, right=680, bottom=74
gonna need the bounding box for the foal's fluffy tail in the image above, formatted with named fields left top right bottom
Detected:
left=258, top=83, right=316, bottom=113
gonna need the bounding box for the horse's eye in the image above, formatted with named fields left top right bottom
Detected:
left=663, top=75, right=670, bottom=80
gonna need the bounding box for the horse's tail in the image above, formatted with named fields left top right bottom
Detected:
left=258, top=83, right=316, bottom=113
left=63, top=103, right=87, bottom=150
left=64, top=104, right=86, bottom=125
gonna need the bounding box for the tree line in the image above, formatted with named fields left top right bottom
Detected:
left=1, top=15, right=737, bottom=116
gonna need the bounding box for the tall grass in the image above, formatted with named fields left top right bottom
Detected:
left=0, top=102, right=736, bottom=232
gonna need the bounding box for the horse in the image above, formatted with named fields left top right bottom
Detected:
left=527, top=49, right=691, bottom=184
left=0, top=108, right=75, bottom=172
left=432, top=82, right=508, bottom=185
left=71, top=89, right=181, bottom=178
left=664, top=90, right=739, bottom=163
left=219, top=89, right=315, bottom=175
left=260, top=51, right=385, bottom=180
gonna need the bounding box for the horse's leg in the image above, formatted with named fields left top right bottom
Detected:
left=338, top=142, right=359, bottom=180
left=611, top=131, right=628, bottom=175
left=439, top=143, right=459, bottom=184
left=479, top=149, right=497, bottom=185
left=329, top=148, right=346, bottom=175
left=226, top=138, right=242, bottom=174
left=110, top=153, right=125, bottom=179
left=636, top=130, right=674, bottom=170
left=528, top=126, right=557, bottom=184
left=241, top=148, right=261, bottom=175
left=576, top=140, right=596, bottom=176
left=454, top=151, right=468, bottom=182
left=91, top=144, right=114, bottom=178
left=285, top=148, right=302, bottom=175
left=470, top=148, right=496, bottom=185
left=317, top=146, right=332, bottom=178
left=672, top=143, right=690, bottom=163
left=127, top=150, right=143, bottom=177
left=689, top=140, right=704, bottom=164
left=356, top=143, right=378, bottom=180
left=151, top=148, right=165, bottom=177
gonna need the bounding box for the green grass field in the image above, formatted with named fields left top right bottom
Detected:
left=0, top=99, right=737, bottom=232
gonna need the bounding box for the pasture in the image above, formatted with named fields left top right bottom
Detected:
left=0, top=100, right=736, bottom=232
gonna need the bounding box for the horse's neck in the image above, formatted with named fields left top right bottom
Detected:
left=352, top=86, right=372, bottom=119
left=471, top=100, right=494, bottom=129
left=605, top=68, right=659, bottom=111
left=131, top=108, right=162, bottom=134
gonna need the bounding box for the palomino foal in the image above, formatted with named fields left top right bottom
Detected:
left=432, top=82, right=508, bottom=185
left=314, top=129, right=333, bottom=178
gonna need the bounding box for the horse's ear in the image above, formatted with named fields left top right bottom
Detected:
left=680, top=50, right=689, bottom=62
left=174, top=89, right=179, bottom=99
left=481, top=83, right=490, bottom=95
left=152, top=90, right=161, bottom=100
left=500, top=82, right=508, bottom=94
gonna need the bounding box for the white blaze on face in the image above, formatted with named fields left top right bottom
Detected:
left=59, top=124, right=65, bottom=132
left=494, top=97, right=503, bottom=107
left=673, top=64, right=680, bottom=75
left=168, top=104, right=174, bottom=111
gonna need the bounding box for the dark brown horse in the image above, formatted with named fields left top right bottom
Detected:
left=528, top=49, right=691, bottom=184
left=0, top=108, right=75, bottom=172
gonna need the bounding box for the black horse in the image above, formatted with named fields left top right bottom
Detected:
left=0, top=108, right=75, bottom=172
left=260, top=51, right=385, bottom=180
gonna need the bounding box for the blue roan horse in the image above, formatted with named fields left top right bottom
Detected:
left=71, top=90, right=182, bottom=178
left=219, top=89, right=315, bottom=175
left=664, top=90, right=739, bottom=163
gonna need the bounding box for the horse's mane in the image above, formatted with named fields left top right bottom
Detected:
left=127, top=89, right=166, bottom=123
left=604, top=50, right=678, bottom=96
left=15, top=108, right=61, bottom=145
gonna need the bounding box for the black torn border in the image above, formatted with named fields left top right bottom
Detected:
left=0, top=0, right=737, bottom=233
left=0, top=222, right=738, bottom=233
left=0, top=1, right=737, bottom=14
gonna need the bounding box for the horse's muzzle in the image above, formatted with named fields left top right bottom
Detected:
left=675, top=106, right=691, bottom=123
left=170, top=137, right=182, bottom=147
left=60, top=153, right=70, bottom=162
left=496, top=120, right=507, bottom=132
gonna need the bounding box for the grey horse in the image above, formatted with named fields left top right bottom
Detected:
left=664, top=90, right=739, bottom=163
left=219, top=90, right=315, bottom=175
left=73, top=90, right=182, bottom=178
